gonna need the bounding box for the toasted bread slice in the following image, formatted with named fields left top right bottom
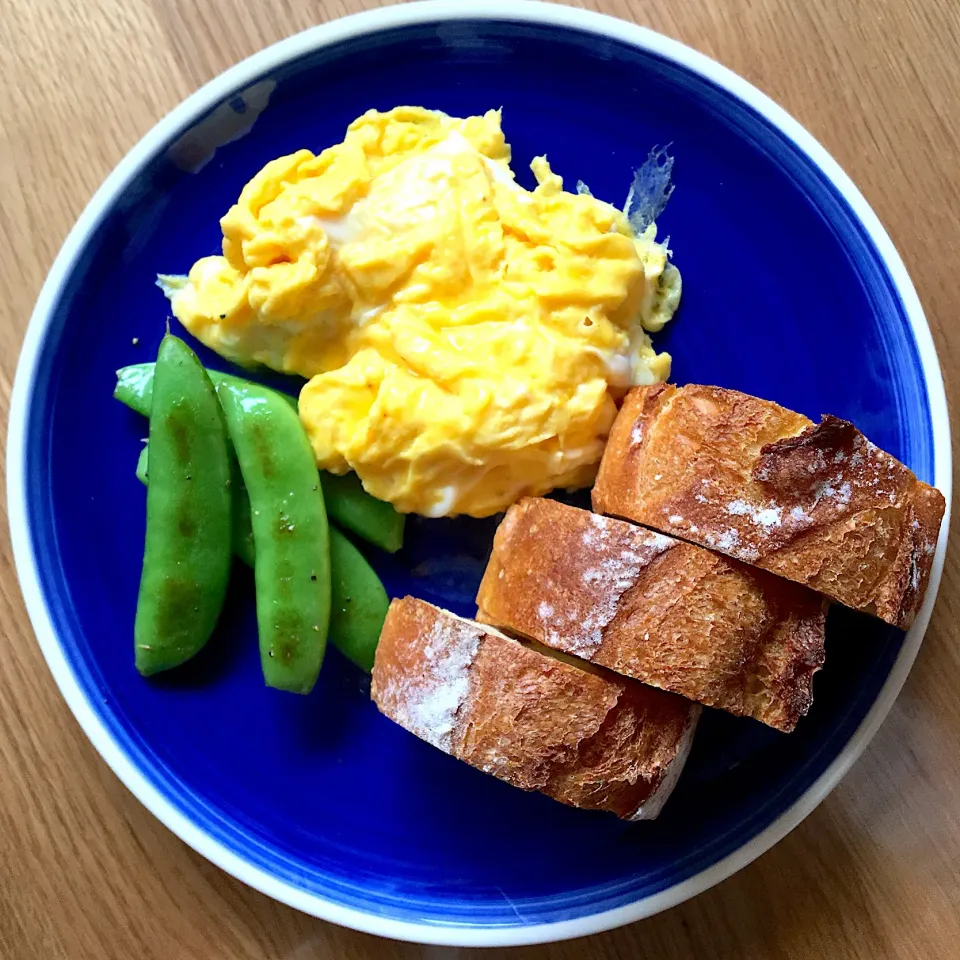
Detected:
left=477, top=498, right=826, bottom=731
left=593, top=384, right=945, bottom=629
left=372, top=597, right=700, bottom=820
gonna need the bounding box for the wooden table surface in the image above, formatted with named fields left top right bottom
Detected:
left=2, top=0, right=959, bottom=957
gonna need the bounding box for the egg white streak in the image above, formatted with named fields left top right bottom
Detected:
left=157, top=272, right=196, bottom=321
left=602, top=352, right=632, bottom=388
left=357, top=304, right=386, bottom=325
left=296, top=214, right=357, bottom=247
left=628, top=353, right=657, bottom=387
left=156, top=273, right=186, bottom=300
left=425, top=484, right=460, bottom=518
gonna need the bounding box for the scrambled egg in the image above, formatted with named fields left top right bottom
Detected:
left=160, top=107, right=681, bottom=517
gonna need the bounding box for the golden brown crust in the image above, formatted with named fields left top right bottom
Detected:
left=593, top=385, right=945, bottom=629
left=372, top=597, right=699, bottom=819
left=477, top=498, right=826, bottom=731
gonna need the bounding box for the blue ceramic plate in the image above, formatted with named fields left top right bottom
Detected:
left=8, top=0, right=951, bottom=946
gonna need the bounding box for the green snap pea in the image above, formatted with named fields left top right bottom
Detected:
left=229, top=505, right=387, bottom=672
left=137, top=439, right=256, bottom=566
left=318, top=472, right=405, bottom=554
left=230, top=453, right=257, bottom=568
left=137, top=451, right=387, bottom=672
left=115, top=363, right=296, bottom=418
left=227, top=500, right=387, bottom=672
left=116, top=363, right=405, bottom=553
left=135, top=335, right=232, bottom=676
left=135, top=445, right=149, bottom=485
left=216, top=378, right=331, bottom=694
left=327, top=528, right=389, bottom=672
left=115, top=362, right=158, bottom=416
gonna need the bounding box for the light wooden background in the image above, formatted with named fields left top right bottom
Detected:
left=1, top=0, right=958, bottom=957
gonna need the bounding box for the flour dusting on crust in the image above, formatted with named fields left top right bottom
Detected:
left=539, top=512, right=674, bottom=656
left=383, top=614, right=481, bottom=753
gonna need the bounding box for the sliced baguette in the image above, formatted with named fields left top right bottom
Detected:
left=593, top=384, right=945, bottom=629
left=476, top=498, right=826, bottom=731
left=372, top=596, right=700, bottom=820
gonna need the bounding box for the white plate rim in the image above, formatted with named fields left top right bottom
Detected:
left=6, top=0, right=952, bottom=947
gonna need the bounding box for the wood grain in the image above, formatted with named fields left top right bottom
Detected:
left=1, top=0, right=959, bottom=956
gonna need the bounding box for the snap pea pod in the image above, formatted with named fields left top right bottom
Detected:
left=135, top=445, right=149, bottom=485
left=115, top=362, right=160, bottom=416
left=225, top=485, right=388, bottom=671
left=216, top=378, right=331, bottom=694
left=230, top=452, right=257, bottom=568
left=137, top=450, right=387, bottom=672
left=320, top=472, right=405, bottom=554
left=135, top=335, right=232, bottom=675
left=115, top=363, right=405, bottom=553
left=116, top=363, right=297, bottom=418
left=136, top=442, right=255, bottom=566
left=327, top=529, right=389, bottom=673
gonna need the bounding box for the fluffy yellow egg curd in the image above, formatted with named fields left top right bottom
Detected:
left=160, top=107, right=680, bottom=517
